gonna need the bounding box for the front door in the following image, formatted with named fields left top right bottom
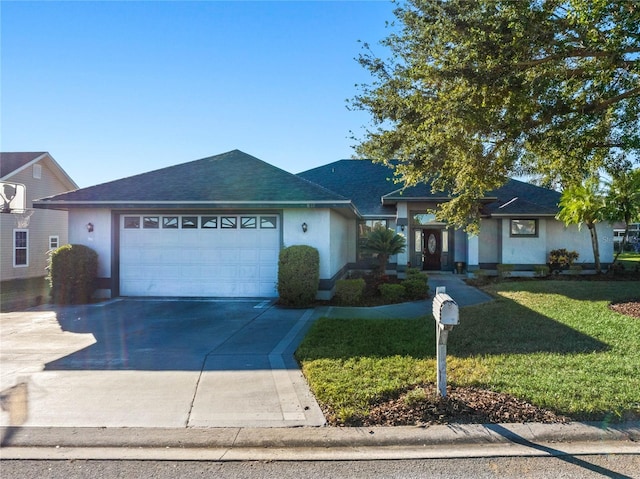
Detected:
left=422, top=229, right=441, bottom=270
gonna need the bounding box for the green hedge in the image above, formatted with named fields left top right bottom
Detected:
left=48, top=244, right=98, bottom=304
left=379, top=283, right=405, bottom=302
left=402, top=278, right=429, bottom=300
left=278, top=245, right=320, bottom=308
left=335, top=278, right=366, bottom=305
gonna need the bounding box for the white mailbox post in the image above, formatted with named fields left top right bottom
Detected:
left=432, top=286, right=459, bottom=397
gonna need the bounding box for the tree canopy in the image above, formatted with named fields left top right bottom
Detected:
left=352, top=0, right=640, bottom=231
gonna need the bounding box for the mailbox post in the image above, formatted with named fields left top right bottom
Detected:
left=432, top=286, right=459, bottom=397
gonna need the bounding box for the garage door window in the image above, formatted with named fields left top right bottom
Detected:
left=202, top=216, right=217, bottom=228
left=182, top=216, right=198, bottom=229
left=124, top=217, right=140, bottom=228
left=260, top=216, right=277, bottom=229
left=143, top=217, right=159, bottom=229
left=163, top=217, right=178, bottom=228
left=241, top=216, right=257, bottom=229
left=221, top=216, right=237, bottom=229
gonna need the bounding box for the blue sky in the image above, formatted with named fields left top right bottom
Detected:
left=1, top=0, right=395, bottom=188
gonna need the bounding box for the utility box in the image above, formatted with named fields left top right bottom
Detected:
left=432, top=291, right=459, bottom=326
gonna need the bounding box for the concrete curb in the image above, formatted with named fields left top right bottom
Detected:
left=2, top=421, right=638, bottom=449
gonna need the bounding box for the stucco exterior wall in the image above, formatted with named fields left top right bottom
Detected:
left=68, top=209, right=112, bottom=279
left=478, top=219, right=500, bottom=264
left=1, top=161, right=71, bottom=281
left=501, top=218, right=549, bottom=265
left=546, top=220, right=614, bottom=265
left=282, top=208, right=332, bottom=279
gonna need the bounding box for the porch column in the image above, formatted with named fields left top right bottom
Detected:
left=467, top=234, right=479, bottom=270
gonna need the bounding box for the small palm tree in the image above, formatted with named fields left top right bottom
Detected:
left=556, top=177, right=606, bottom=273
left=363, top=225, right=406, bottom=274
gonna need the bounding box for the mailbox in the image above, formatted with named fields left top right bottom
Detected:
left=432, top=292, right=459, bottom=326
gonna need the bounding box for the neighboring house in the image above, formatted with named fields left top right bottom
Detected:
left=612, top=222, right=640, bottom=252
left=1, top=152, right=78, bottom=281
left=33, top=150, right=613, bottom=300
left=299, top=159, right=614, bottom=274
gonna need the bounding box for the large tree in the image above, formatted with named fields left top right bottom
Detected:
left=352, top=0, right=640, bottom=231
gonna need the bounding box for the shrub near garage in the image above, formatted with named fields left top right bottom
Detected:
left=48, top=244, right=98, bottom=304
left=277, top=245, right=320, bottom=308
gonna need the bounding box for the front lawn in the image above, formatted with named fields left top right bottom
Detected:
left=296, top=280, right=640, bottom=425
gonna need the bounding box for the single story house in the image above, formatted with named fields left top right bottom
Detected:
left=1, top=152, right=78, bottom=281
left=33, top=150, right=613, bottom=299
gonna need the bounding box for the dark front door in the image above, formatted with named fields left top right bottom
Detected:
left=422, top=229, right=441, bottom=270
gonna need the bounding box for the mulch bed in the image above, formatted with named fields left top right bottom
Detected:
left=323, top=385, right=570, bottom=427
left=609, top=300, right=640, bottom=319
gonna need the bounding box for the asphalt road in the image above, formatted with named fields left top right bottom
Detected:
left=2, top=455, right=640, bottom=479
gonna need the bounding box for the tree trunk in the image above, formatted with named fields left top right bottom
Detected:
left=378, top=254, right=389, bottom=274
left=588, top=223, right=601, bottom=273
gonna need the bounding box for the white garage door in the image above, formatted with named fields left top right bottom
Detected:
left=120, top=214, right=280, bottom=297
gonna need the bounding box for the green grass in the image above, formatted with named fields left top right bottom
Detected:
left=617, top=251, right=640, bottom=267
left=296, top=280, right=640, bottom=423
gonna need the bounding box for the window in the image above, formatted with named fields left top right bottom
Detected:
left=163, top=216, right=178, bottom=229
left=124, top=216, right=140, bottom=229
left=181, top=216, right=198, bottom=229
left=260, top=216, right=277, bottom=229
left=143, top=217, right=159, bottom=229
left=49, top=235, right=59, bottom=250
left=221, top=216, right=237, bottom=229
left=510, top=219, right=538, bottom=237
left=14, top=230, right=28, bottom=267
left=241, top=216, right=257, bottom=229
left=33, top=164, right=42, bottom=179
left=201, top=216, right=218, bottom=228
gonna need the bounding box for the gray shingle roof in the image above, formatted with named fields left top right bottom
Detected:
left=297, top=160, right=398, bottom=217
left=298, top=159, right=560, bottom=217
left=35, top=150, right=353, bottom=210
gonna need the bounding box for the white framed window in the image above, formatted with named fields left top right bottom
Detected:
left=510, top=219, right=538, bottom=237
left=33, top=164, right=42, bottom=179
left=14, top=229, right=28, bottom=267
left=49, top=235, right=60, bottom=250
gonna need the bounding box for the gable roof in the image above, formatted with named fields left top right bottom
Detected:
left=1, top=152, right=78, bottom=191
left=0, top=152, right=48, bottom=178
left=34, top=150, right=357, bottom=213
left=297, top=160, right=398, bottom=217
left=298, top=159, right=561, bottom=217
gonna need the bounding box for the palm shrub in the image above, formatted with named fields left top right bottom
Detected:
left=277, top=245, right=320, bottom=308
left=48, top=244, right=98, bottom=304
left=363, top=225, right=406, bottom=274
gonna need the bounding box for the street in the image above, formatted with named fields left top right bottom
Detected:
left=2, top=455, right=639, bottom=479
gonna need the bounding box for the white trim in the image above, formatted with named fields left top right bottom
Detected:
left=35, top=199, right=355, bottom=205
left=49, top=235, right=60, bottom=250
left=13, top=229, right=29, bottom=267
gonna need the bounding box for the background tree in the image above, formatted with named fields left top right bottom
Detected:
left=556, top=177, right=606, bottom=273
left=604, top=167, right=640, bottom=260
left=352, top=0, right=640, bottom=231
left=363, top=225, right=406, bottom=274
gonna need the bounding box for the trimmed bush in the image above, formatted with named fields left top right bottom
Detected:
left=335, top=278, right=366, bottom=305
left=402, top=278, right=429, bottom=300
left=378, top=283, right=405, bottom=303
left=496, top=263, right=514, bottom=279
left=277, top=245, right=320, bottom=308
left=405, top=268, right=425, bottom=280
left=48, top=244, right=98, bottom=304
left=534, top=265, right=550, bottom=277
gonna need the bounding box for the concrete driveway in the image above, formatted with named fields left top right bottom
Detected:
left=0, top=299, right=325, bottom=428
